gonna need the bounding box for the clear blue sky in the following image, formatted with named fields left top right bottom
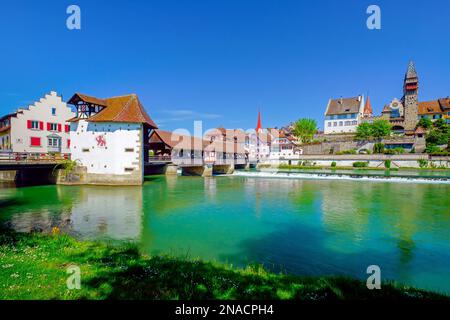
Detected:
left=1, top=0, right=449, bottom=131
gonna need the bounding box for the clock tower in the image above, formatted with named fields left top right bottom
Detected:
left=402, top=61, right=419, bottom=133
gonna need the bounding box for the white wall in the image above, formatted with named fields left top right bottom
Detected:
left=324, top=119, right=359, bottom=134
left=70, top=120, right=143, bottom=175
left=10, top=91, right=74, bottom=153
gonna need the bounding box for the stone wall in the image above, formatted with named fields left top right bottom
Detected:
left=261, top=154, right=450, bottom=169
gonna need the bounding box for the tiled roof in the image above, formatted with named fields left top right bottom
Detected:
left=150, top=130, right=210, bottom=151
left=0, top=125, right=11, bottom=133
left=438, top=97, right=450, bottom=110
left=326, top=97, right=362, bottom=116
left=68, top=93, right=107, bottom=106
left=418, top=100, right=442, bottom=115
left=67, top=93, right=158, bottom=128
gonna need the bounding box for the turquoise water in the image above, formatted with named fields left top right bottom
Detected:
left=1, top=175, right=450, bottom=293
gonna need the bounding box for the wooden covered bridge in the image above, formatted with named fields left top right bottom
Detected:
left=146, top=129, right=248, bottom=176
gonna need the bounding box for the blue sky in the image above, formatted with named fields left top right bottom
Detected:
left=0, top=0, right=449, bottom=131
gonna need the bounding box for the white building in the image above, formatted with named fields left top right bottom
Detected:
left=269, top=131, right=302, bottom=159
left=0, top=91, right=74, bottom=154
left=324, top=95, right=365, bottom=134
left=67, top=93, right=158, bottom=185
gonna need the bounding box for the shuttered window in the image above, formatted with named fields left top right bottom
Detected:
left=30, top=137, right=41, bottom=147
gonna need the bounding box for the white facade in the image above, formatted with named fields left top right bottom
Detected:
left=70, top=120, right=144, bottom=176
left=8, top=91, right=74, bottom=153
left=245, top=133, right=271, bottom=161
left=324, top=96, right=365, bottom=134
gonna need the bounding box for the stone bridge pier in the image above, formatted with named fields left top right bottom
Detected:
left=213, top=164, right=235, bottom=175
left=182, top=165, right=213, bottom=177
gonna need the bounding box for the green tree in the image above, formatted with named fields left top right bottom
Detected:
left=417, top=117, right=432, bottom=129
left=371, top=119, right=392, bottom=138
left=293, top=118, right=317, bottom=144
left=355, top=122, right=373, bottom=139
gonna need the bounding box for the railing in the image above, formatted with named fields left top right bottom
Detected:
left=148, top=155, right=172, bottom=162
left=0, top=151, right=70, bottom=163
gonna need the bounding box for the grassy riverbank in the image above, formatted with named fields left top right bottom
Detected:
left=0, top=230, right=448, bottom=300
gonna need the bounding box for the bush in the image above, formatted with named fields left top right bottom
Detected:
left=424, top=144, right=442, bottom=154
left=353, top=161, right=369, bottom=168
left=417, top=159, right=428, bottom=168
left=331, top=161, right=337, bottom=168
left=383, top=149, right=395, bottom=155
left=409, top=147, right=416, bottom=154
left=373, top=143, right=384, bottom=154
left=384, top=160, right=391, bottom=169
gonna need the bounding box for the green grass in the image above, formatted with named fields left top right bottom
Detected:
left=0, top=230, right=448, bottom=300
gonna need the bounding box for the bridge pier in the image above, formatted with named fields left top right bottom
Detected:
left=182, top=165, right=212, bottom=177
left=0, top=170, right=17, bottom=182
left=213, top=164, right=235, bottom=175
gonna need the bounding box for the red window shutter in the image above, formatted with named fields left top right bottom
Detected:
left=27, top=120, right=32, bottom=129
left=30, top=137, right=41, bottom=147
left=67, top=139, right=71, bottom=148
left=39, top=121, right=44, bottom=130
left=58, top=124, right=62, bottom=132
left=65, top=124, right=70, bottom=132
left=47, top=123, right=51, bottom=131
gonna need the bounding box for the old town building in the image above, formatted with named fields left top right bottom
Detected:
left=0, top=91, right=74, bottom=154
left=67, top=93, right=158, bottom=185
left=324, top=95, right=365, bottom=134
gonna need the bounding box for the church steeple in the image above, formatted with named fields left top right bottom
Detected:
left=363, top=95, right=373, bottom=117
left=256, top=110, right=262, bottom=133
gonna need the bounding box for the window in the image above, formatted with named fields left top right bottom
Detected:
left=125, top=148, right=134, bottom=152
left=51, top=108, right=56, bottom=116
left=67, top=139, right=71, bottom=148
left=333, top=122, right=337, bottom=127
left=48, top=137, right=60, bottom=147
left=339, top=121, right=343, bottom=126
left=30, top=137, right=41, bottom=147
left=82, top=148, right=90, bottom=152
left=27, top=120, right=42, bottom=130
left=65, top=124, right=70, bottom=133
left=47, top=123, right=61, bottom=131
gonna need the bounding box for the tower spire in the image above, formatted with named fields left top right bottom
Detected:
left=363, top=95, right=373, bottom=117
left=256, top=110, right=262, bottom=133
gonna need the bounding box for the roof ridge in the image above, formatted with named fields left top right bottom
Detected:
left=112, top=95, right=136, bottom=121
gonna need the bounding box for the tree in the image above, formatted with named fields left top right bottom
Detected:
left=293, top=118, right=317, bottom=144
left=356, top=122, right=373, bottom=139
left=417, top=117, right=432, bottom=129
left=371, top=119, right=392, bottom=138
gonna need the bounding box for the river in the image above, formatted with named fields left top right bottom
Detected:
left=1, top=173, right=449, bottom=293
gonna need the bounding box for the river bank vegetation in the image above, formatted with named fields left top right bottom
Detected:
left=0, top=230, right=448, bottom=300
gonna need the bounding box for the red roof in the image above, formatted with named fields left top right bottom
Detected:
left=67, top=93, right=158, bottom=128
left=363, top=96, right=373, bottom=115
left=256, top=111, right=262, bottom=132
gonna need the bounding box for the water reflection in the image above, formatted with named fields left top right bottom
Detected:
left=1, top=176, right=449, bottom=293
